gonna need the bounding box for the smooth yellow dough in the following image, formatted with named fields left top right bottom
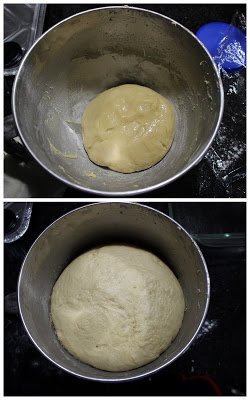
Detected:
left=82, top=84, right=176, bottom=173
left=51, top=245, right=185, bottom=372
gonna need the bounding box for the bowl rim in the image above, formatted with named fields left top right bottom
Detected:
left=12, top=5, right=224, bottom=197
left=17, top=202, right=210, bottom=382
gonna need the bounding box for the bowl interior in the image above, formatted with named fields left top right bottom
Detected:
left=18, top=203, right=209, bottom=381
left=14, top=7, right=222, bottom=194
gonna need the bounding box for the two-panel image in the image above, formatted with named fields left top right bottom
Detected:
left=4, top=3, right=246, bottom=396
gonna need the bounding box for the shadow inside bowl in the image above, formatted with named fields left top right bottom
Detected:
left=18, top=203, right=210, bottom=381
left=14, top=7, right=223, bottom=194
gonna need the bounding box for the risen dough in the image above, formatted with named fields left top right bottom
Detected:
left=82, top=84, right=176, bottom=173
left=51, top=245, right=185, bottom=372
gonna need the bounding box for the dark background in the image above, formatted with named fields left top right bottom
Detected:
left=4, top=202, right=246, bottom=395
left=4, top=3, right=246, bottom=198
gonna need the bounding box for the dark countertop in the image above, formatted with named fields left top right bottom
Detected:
left=4, top=4, right=246, bottom=198
left=4, top=202, right=246, bottom=395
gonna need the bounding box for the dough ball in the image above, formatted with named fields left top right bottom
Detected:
left=51, top=245, right=185, bottom=372
left=82, top=84, right=176, bottom=173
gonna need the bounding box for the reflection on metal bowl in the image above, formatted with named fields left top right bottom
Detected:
left=13, top=6, right=223, bottom=196
left=18, top=202, right=210, bottom=381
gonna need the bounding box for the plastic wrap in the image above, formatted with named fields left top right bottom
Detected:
left=198, top=11, right=246, bottom=196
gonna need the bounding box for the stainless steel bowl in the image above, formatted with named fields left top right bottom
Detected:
left=18, top=202, right=210, bottom=381
left=13, top=6, right=224, bottom=196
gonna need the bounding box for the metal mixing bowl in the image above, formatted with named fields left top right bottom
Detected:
left=18, top=202, right=210, bottom=381
left=13, top=6, right=224, bottom=196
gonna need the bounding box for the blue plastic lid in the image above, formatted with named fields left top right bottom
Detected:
left=196, top=22, right=246, bottom=71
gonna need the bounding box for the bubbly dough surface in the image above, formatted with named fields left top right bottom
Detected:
left=51, top=245, right=185, bottom=372
left=82, top=84, right=176, bottom=173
